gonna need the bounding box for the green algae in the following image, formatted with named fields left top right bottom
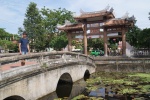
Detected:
left=85, top=72, right=150, bottom=98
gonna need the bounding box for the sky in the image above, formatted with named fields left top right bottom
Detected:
left=0, top=0, right=150, bottom=34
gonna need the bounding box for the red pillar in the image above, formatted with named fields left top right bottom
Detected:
left=67, top=32, right=72, bottom=51
left=104, top=28, right=108, bottom=56
left=122, top=27, right=126, bottom=56
left=83, top=24, right=87, bottom=55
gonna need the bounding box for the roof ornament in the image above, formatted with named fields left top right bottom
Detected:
left=105, top=5, right=110, bottom=11
left=121, top=12, right=129, bottom=19
left=98, top=5, right=110, bottom=13
left=127, top=15, right=136, bottom=22
left=109, top=7, right=114, bottom=13
left=79, top=5, right=110, bottom=15
left=56, top=24, right=66, bottom=28
left=80, top=9, right=85, bottom=15
left=131, top=15, right=135, bottom=20
left=65, top=20, right=72, bottom=25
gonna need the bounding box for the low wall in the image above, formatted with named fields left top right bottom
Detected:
left=0, top=53, right=19, bottom=58
left=94, top=57, right=150, bottom=72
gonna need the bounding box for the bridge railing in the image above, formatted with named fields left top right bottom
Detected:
left=0, top=51, right=95, bottom=81
left=0, top=51, right=94, bottom=72
left=0, top=53, right=19, bottom=58
left=130, top=49, right=150, bottom=57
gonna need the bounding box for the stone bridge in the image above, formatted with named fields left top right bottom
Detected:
left=0, top=52, right=96, bottom=100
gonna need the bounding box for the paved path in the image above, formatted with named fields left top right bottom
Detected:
left=1, top=61, right=37, bottom=71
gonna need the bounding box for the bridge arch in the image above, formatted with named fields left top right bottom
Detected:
left=56, top=73, right=73, bottom=98
left=0, top=52, right=96, bottom=100
left=4, top=95, right=25, bottom=100
left=84, top=70, right=90, bottom=81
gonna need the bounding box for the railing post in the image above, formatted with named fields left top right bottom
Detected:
left=86, top=56, right=89, bottom=62
left=0, top=63, right=2, bottom=80
left=116, top=60, right=119, bottom=72
left=62, top=53, right=68, bottom=63
left=77, top=54, right=80, bottom=60
left=0, top=72, right=1, bottom=80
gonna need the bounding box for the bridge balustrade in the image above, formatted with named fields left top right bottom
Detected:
left=0, top=51, right=94, bottom=81
left=130, top=49, right=150, bottom=57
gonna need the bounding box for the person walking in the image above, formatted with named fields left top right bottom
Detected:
left=18, top=32, right=30, bottom=66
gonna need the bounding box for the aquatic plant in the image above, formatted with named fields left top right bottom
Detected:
left=118, top=88, right=138, bottom=94
left=72, top=94, right=104, bottom=100
left=74, top=72, right=150, bottom=100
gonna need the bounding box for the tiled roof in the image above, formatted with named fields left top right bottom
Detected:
left=57, top=24, right=83, bottom=30
left=103, top=18, right=134, bottom=27
left=74, top=11, right=114, bottom=19
left=74, top=7, right=115, bottom=19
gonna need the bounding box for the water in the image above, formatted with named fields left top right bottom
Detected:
left=38, top=79, right=87, bottom=100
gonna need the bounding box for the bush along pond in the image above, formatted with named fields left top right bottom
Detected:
left=54, top=72, right=150, bottom=100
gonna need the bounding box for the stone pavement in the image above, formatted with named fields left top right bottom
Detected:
left=1, top=61, right=37, bottom=71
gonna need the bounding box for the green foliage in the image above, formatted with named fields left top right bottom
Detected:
left=50, top=33, right=68, bottom=51
left=85, top=72, right=150, bottom=97
left=109, top=43, right=117, bottom=50
left=22, top=2, right=75, bottom=51
left=126, top=26, right=141, bottom=48
left=88, top=38, right=104, bottom=50
left=72, top=94, right=104, bottom=100
left=0, top=40, right=17, bottom=51
left=0, top=28, right=13, bottom=40
left=41, top=7, right=75, bottom=34
left=23, top=2, right=44, bottom=51
left=139, top=28, right=150, bottom=48
left=126, top=26, right=150, bottom=48
left=118, top=88, right=138, bottom=94
left=0, top=28, right=19, bottom=52
left=72, top=40, right=83, bottom=49
left=40, top=7, right=75, bottom=51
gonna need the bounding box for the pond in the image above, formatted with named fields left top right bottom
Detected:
left=79, top=72, right=150, bottom=100
left=38, top=72, right=150, bottom=100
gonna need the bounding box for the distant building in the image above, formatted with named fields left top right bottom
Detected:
left=0, top=46, right=4, bottom=53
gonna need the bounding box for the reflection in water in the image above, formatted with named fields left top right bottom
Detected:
left=4, top=96, right=25, bottom=100
left=89, top=88, right=105, bottom=97
left=38, top=79, right=87, bottom=100
left=89, top=88, right=124, bottom=100
left=84, top=70, right=90, bottom=81
left=89, top=87, right=150, bottom=100
left=56, top=79, right=73, bottom=98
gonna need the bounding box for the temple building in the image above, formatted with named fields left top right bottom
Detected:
left=57, top=6, right=135, bottom=56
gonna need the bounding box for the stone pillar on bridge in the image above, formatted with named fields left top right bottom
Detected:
left=67, top=32, right=72, bottom=51
left=122, top=27, right=126, bottom=56
left=104, top=28, right=108, bottom=56
left=83, top=23, right=87, bottom=55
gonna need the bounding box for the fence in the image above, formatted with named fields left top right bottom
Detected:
left=130, top=49, right=150, bottom=57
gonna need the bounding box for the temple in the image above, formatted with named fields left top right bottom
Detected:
left=57, top=6, right=135, bottom=56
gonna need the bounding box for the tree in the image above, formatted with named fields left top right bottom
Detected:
left=148, top=12, right=150, bottom=20
left=50, top=33, right=68, bottom=51
left=22, top=3, right=75, bottom=51
left=0, top=39, right=18, bottom=52
left=23, top=2, right=45, bottom=51
left=18, top=27, right=24, bottom=36
left=40, top=7, right=75, bottom=50
left=139, top=28, right=150, bottom=48
left=0, top=28, right=13, bottom=40
left=41, top=7, right=75, bottom=34
left=88, top=38, right=104, bottom=50
left=126, top=26, right=141, bottom=48
left=126, top=25, right=150, bottom=49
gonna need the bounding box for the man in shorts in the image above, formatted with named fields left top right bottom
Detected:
left=19, top=32, right=30, bottom=66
